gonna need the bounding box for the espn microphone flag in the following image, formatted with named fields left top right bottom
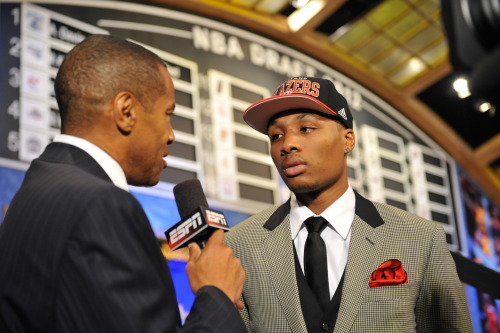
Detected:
left=165, top=179, right=230, bottom=251
left=166, top=207, right=229, bottom=251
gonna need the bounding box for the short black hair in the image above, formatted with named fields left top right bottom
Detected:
left=55, top=34, right=166, bottom=129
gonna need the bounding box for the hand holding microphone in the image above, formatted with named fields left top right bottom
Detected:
left=186, top=230, right=245, bottom=310
left=165, top=179, right=245, bottom=310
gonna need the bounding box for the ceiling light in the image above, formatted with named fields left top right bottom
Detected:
left=290, top=0, right=310, bottom=9
left=255, top=0, right=290, bottom=14
left=452, top=77, right=471, bottom=99
left=287, top=0, right=326, bottom=32
left=478, top=102, right=493, bottom=113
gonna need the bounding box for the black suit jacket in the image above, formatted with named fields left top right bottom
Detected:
left=0, top=142, right=245, bottom=332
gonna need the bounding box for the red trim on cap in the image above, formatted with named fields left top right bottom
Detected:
left=243, top=94, right=339, bottom=134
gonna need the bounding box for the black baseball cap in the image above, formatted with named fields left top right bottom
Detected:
left=243, top=77, right=353, bottom=134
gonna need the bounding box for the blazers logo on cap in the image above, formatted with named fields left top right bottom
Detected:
left=274, top=79, right=320, bottom=97
left=338, top=108, right=347, bottom=120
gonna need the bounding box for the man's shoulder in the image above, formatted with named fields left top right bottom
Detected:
left=15, top=157, right=137, bottom=229
left=225, top=205, right=282, bottom=241
left=370, top=200, right=442, bottom=233
left=28, top=164, right=121, bottom=204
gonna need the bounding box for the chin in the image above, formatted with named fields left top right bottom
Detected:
left=128, top=176, right=160, bottom=187
left=144, top=178, right=161, bottom=187
left=284, top=180, right=320, bottom=195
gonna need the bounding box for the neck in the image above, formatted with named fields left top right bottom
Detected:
left=296, top=182, right=349, bottom=215
left=64, top=128, right=125, bottom=169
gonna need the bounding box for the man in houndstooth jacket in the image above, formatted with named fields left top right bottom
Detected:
left=225, top=77, right=472, bottom=332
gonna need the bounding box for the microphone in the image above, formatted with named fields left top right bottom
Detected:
left=165, top=179, right=230, bottom=251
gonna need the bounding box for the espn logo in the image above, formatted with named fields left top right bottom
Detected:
left=168, top=211, right=203, bottom=245
left=166, top=208, right=230, bottom=250
left=206, top=210, right=228, bottom=227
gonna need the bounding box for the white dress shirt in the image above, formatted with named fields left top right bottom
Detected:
left=290, top=185, right=355, bottom=299
left=53, top=134, right=129, bottom=192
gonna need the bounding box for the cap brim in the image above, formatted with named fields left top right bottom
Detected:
left=243, top=94, right=338, bottom=134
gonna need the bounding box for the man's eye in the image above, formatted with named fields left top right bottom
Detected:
left=270, top=133, right=282, bottom=142
left=301, top=127, right=314, bottom=133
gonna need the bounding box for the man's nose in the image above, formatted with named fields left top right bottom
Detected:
left=280, top=133, right=301, bottom=155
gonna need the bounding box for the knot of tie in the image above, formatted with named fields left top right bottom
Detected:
left=305, top=216, right=328, bottom=234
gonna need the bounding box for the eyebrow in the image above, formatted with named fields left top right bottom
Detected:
left=296, top=113, right=313, bottom=120
left=269, top=112, right=317, bottom=127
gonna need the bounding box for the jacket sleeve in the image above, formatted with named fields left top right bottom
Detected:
left=56, top=188, right=245, bottom=333
left=182, top=286, right=246, bottom=332
left=415, top=225, right=472, bottom=332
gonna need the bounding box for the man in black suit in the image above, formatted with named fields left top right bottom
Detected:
left=0, top=34, right=245, bottom=332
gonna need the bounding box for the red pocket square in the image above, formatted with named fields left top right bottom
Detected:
left=369, top=259, right=408, bottom=288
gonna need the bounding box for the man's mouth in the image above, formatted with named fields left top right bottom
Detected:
left=283, top=159, right=306, bottom=177
left=162, top=152, right=168, bottom=168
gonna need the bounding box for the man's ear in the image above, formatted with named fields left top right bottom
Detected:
left=113, top=91, right=137, bottom=134
left=345, top=128, right=355, bottom=152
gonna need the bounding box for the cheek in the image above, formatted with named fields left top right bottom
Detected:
left=132, top=141, right=159, bottom=164
left=312, top=141, right=341, bottom=165
left=270, top=146, right=280, bottom=161
left=325, top=139, right=344, bottom=154
left=151, top=123, right=170, bottom=147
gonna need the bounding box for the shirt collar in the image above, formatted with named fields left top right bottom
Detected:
left=290, top=185, right=355, bottom=240
left=53, top=134, right=129, bottom=192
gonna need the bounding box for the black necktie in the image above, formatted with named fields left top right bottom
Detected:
left=304, top=216, right=330, bottom=311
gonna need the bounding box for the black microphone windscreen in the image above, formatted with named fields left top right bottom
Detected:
left=173, top=179, right=209, bottom=219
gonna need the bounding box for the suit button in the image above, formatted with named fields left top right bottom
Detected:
left=322, top=322, right=329, bottom=331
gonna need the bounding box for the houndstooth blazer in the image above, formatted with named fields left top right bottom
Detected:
left=225, top=191, right=472, bottom=332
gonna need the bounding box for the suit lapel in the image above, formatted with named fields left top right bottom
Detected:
left=334, top=192, right=384, bottom=332
left=262, top=201, right=308, bottom=333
